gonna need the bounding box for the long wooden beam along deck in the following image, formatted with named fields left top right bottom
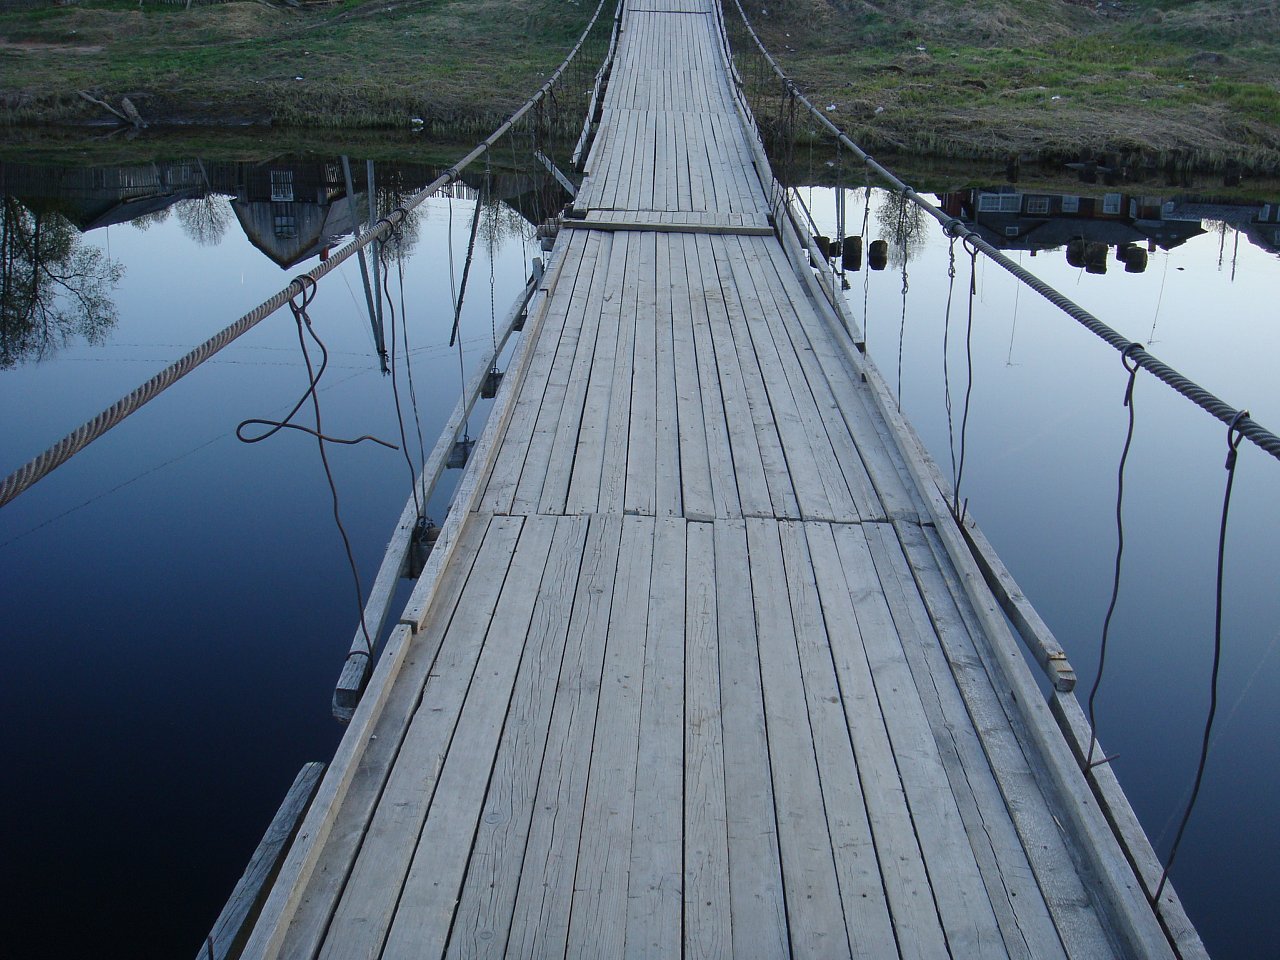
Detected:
left=240, top=1, right=1204, bottom=957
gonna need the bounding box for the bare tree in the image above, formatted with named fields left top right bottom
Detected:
left=875, top=190, right=928, bottom=268
left=0, top=199, right=124, bottom=368
left=176, top=194, right=232, bottom=246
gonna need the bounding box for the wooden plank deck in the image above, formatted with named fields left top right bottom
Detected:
left=238, top=0, right=1194, bottom=956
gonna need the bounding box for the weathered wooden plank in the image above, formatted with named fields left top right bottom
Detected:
left=722, top=237, right=849, bottom=521
left=442, top=515, right=590, bottom=960
left=562, top=218, right=773, bottom=236
left=669, top=234, right=715, bottom=521
left=511, top=234, right=609, bottom=515
left=504, top=515, right=625, bottom=959
left=478, top=232, right=597, bottom=515
left=893, top=519, right=1098, bottom=958
left=683, top=520, right=731, bottom=959
left=200, top=762, right=325, bottom=960
left=708, top=237, right=800, bottom=519
left=625, top=516, right=686, bottom=956
left=744, top=517, right=852, bottom=957
left=654, top=236, right=684, bottom=517
left=278, top=515, right=495, bottom=958
left=596, top=222, right=643, bottom=513
left=693, top=232, right=773, bottom=518
left=682, top=234, right=741, bottom=519
left=624, top=231, right=660, bottom=515
left=379, top=515, right=568, bottom=958
left=535, top=231, right=616, bottom=514
left=314, top=515, right=526, bottom=960
left=713, top=519, right=790, bottom=957
left=564, top=231, right=631, bottom=514
left=905, top=521, right=1125, bottom=957
left=756, top=240, right=920, bottom=522
left=804, top=522, right=952, bottom=959
left=566, top=515, right=656, bottom=955
left=852, top=520, right=1009, bottom=958
left=776, top=522, right=899, bottom=957
left=735, top=234, right=881, bottom=521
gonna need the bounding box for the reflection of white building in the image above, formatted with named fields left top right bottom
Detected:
left=1171, top=200, right=1280, bottom=257
left=940, top=187, right=1208, bottom=259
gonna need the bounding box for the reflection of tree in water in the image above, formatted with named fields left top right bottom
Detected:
left=0, top=198, right=124, bottom=368
left=130, top=207, right=172, bottom=231
left=480, top=195, right=534, bottom=254
left=176, top=195, right=232, bottom=246
left=875, top=191, right=928, bottom=268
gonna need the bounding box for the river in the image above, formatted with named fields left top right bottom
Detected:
left=0, top=142, right=1276, bottom=958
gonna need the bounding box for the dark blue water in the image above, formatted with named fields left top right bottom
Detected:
left=0, top=155, right=548, bottom=957
left=1, top=153, right=1277, bottom=958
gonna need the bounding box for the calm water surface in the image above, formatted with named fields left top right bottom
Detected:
left=1, top=150, right=1277, bottom=957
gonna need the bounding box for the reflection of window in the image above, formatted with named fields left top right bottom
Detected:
left=1026, top=197, right=1051, bottom=215
left=274, top=215, right=298, bottom=239
left=1061, top=196, right=1079, bottom=213
left=1103, top=193, right=1122, bottom=214
left=977, top=192, right=1021, bottom=213
left=270, top=171, right=295, bottom=203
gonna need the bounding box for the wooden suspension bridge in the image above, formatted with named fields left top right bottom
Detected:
left=221, top=1, right=1208, bottom=957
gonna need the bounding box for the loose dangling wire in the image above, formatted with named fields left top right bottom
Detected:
left=860, top=181, right=871, bottom=334
left=379, top=215, right=427, bottom=522
left=1154, top=410, right=1250, bottom=902
left=1086, top=343, right=1143, bottom=769
left=834, top=138, right=845, bottom=284
left=237, top=277, right=393, bottom=658
left=953, top=239, right=979, bottom=521
left=487, top=156, right=499, bottom=356
left=894, top=188, right=910, bottom=410
left=941, top=237, right=959, bottom=490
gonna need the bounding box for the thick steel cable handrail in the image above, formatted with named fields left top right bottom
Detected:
left=722, top=0, right=1280, bottom=464
left=0, top=0, right=615, bottom=510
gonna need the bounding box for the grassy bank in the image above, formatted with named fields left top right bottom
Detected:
left=739, top=0, right=1280, bottom=172
left=1, top=0, right=1278, bottom=172
left=0, top=0, right=593, bottom=130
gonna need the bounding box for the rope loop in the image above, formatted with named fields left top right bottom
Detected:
left=288, top=274, right=318, bottom=317
left=1226, top=409, right=1250, bottom=470
left=942, top=217, right=966, bottom=240
left=1122, top=342, right=1142, bottom=406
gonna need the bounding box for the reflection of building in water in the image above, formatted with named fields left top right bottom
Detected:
left=229, top=162, right=364, bottom=269
left=0, top=160, right=210, bottom=230
left=938, top=187, right=1208, bottom=274
left=0, top=153, right=572, bottom=267
left=1167, top=199, right=1280, bottom=257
